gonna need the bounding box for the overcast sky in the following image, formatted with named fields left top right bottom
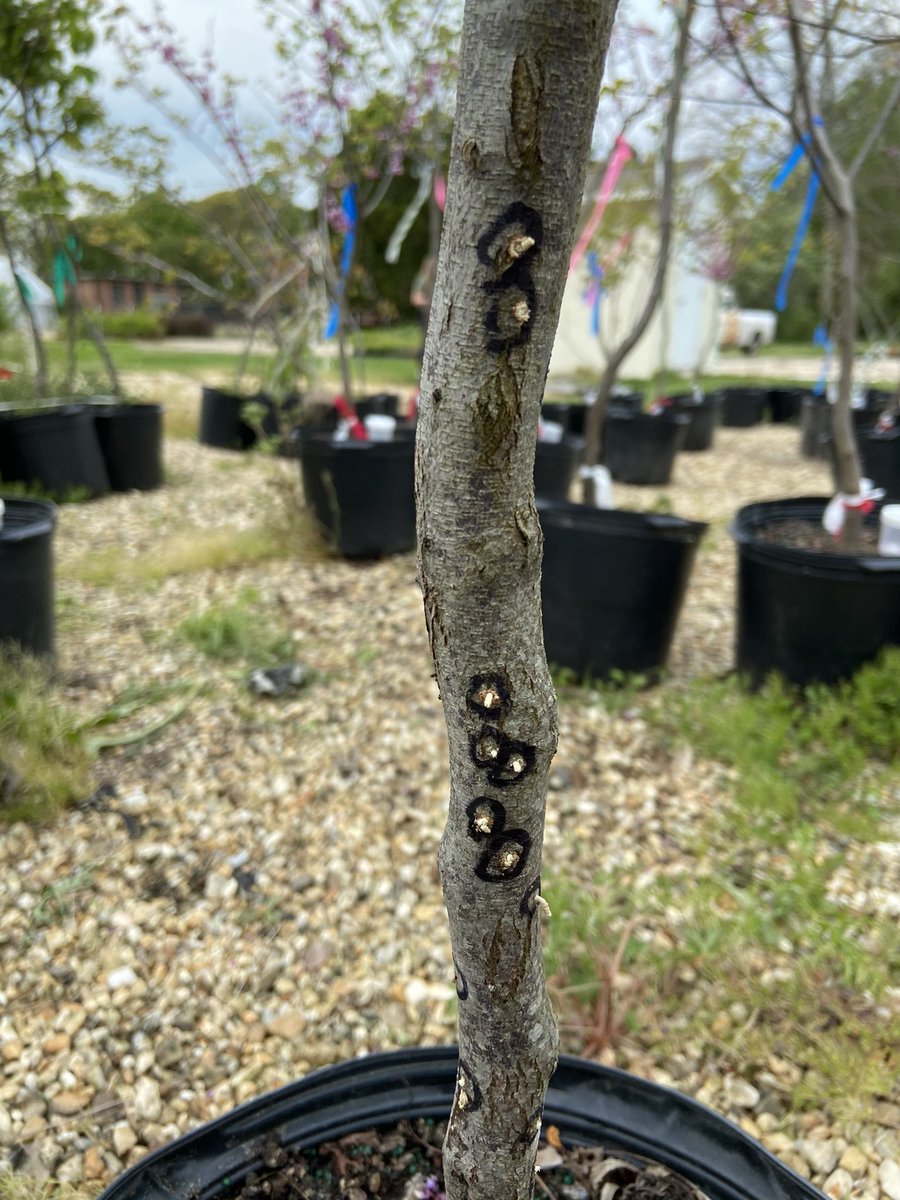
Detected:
left=75, top=0, right=689, bottom=201
left=79, top=0, right=295, bottom=197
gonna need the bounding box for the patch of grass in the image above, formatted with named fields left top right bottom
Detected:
left=63, top=524, right=294, bottom=587
left=177, top=588, right=294, bottom=666
left=655, top=650, right=900, bottom=841
left=319, top=354, right=419, bottom=390
left=359, top=323, right=421, bottom=356
left=546, top=652, right=900, bottom=1119
left=552, top=666, right=650, bottom=716
left=0, top=1177, right=95, bottom=1200
left=0, top=652, right=92, bottom=822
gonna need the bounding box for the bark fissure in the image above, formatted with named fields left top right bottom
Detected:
left=415, top=3, right=618, bottom=1199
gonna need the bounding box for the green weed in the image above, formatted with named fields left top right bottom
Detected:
left=63, top=522, right=301, bottom=587
left=0, top=652, right=92, bottom=822
left=552, top=665, right=650, bottom=717
left=545, top=652, right=900, bottom=1119
left=653, top=650, right=900, bottom=842
left=177, top=589, right=294, bottom=665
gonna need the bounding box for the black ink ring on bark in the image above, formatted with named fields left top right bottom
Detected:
left=475, top=830, right=532, bottom=882
left=455, top=1059, right=483, bottom=1112
left=518, top=1105, right=544, bottom=1144
left=466, top=673, right=511, bottom=721
left=475, top=202, right=543, bottom=270
left=454, top=961, right=469, bottom=1001
left=466, top=796, right=506, bottom=840
left=519, top=875, right=542, bottom=918
left=476, top=202, right=543, bottom=354
left=469, top=729, right=536, bottom=786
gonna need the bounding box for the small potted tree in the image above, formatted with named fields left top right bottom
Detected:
left=97, top=3, right=824, bottom=1199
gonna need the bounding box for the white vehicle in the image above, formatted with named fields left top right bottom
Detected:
left=717, top=286, right=777, bottom=354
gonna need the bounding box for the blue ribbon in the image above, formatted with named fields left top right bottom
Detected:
left=583, top=251, right=604, bottom=336
left=324, top=184, right=358, bottom=340
left=812, top=323, right=831, bottom=397
left=771, top=124, right=822, bottom=314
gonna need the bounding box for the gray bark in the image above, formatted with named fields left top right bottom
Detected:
left=414, top=3, right=617, bottom=1199
left=581, top=0, right=695, bottom=493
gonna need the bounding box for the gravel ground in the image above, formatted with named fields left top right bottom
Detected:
left=1, top=408, right=898, bottom=1200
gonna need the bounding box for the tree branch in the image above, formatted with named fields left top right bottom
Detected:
left=848, top=72, right=900, bottom=179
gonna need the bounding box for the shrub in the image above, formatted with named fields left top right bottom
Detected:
left=165, top=311, right=215, bottom=337
left=86, top=307, right=166, bottom=340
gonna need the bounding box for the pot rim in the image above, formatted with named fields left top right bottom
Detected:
left=731, top=496, right=900, bottom=575
left=0, top=494, right=57, bottom=541
left=95, top=1047, right=823, bottom=1200
left=538, top=497, right=707, bottom=543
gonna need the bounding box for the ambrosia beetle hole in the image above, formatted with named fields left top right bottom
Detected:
left=467, top=673, right=511, bottom=721
left=469, top=730, right=536, bottom=786
left=466, top=796, right=506, bottom=841
left=471, top=728, right=502, bottom=766
left=475, top=831, right=532, bottom=882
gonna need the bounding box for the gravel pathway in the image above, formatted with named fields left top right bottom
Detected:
left=1, top=416, right=897, bottom=1199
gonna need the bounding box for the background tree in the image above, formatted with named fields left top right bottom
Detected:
left=415, top=0, right=616, bottom=1196
left=580, top=0, right=696, bottom=500
left=110, top=0, right=460, bottom=402
left=0, top=0, right=105, bottom=394
left=713, top=0, right=900, bottom=535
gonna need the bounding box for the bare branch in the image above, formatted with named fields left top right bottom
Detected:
left=848, top=72, right=900, bottom=179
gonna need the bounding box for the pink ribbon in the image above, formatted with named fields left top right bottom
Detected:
left=568, top=136, right=634, bottom=275
left=434, top=174, right=446, bottom=212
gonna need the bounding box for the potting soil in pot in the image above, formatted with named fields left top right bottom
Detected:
left=96, top=1049, right=824, bottom=1200
left=226, top=1118, right=702, bottom=1200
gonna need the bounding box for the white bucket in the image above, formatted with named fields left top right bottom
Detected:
left=364, top=414, right=397, bottom=442
left=878, top=504, right=900, bottom=556
left=539, top=420, right=565, bottom=444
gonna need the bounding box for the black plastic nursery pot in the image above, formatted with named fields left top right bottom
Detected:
left=767, top=387, right=808, bottom=425
left=602, top=410, right=687, bottom=485
left=862, top=427, right=900, bottom=499
left=668, top=393, right=719, bottom=452
left=800, top=395, right=883, bottom=462
left=0, top=404, right=110, bottom=498
left=534, top=434, right=585, bottom=500
left=296, top=431, right=416, bottom=557
left=0, top=495, right=56, bottom=658
left=199, top=387, right=279, bottom=451
left=539, top=498, right=706, bottom=682
left=715, top=386, right=767, bottom=428
left=96, top=1047, right=823, bottom=1200
left=90, top=402, right=164, bottom=492
left=731, top=496, right=900, bottom=687
left=541, top=401, right=575, bottom=432
left=542, top=399, right=593, bottom=437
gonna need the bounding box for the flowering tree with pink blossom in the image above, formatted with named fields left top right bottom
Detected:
left=108, top=0, right=460, bottom=405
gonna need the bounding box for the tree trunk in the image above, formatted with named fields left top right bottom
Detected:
left=581, top=0, right=695, bottom=498
left=830, top=191, right=862, bottom=505
left=0, top=212, right=49, bottom=396
left=415, top=3, right=617, bottom=1200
